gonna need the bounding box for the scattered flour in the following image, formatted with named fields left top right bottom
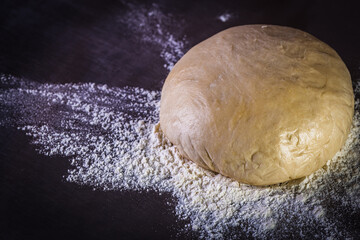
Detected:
left=1, top=74, right=359, bottom=239
left=217, top=13, right=233, bottom=22
left=119, top=3, right=188, bottom=71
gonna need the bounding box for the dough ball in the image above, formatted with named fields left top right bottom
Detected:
left=159, top=25, right=354, bottom=186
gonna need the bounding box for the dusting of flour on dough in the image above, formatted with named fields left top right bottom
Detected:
left=1, top=74, right=359, bottom=239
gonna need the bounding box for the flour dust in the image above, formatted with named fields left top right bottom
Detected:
left=119, top=3, right=188, bottom=71
left=217, top=12, right=233, bottom=22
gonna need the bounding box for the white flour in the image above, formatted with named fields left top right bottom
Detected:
left=217, top=13, right=233, bottom=22
left=1, top=74, right=359, bottom=239
left=119, top=3, right=188, bottom=71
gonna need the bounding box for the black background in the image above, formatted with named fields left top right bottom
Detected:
left=1, top=0, right=360, bottom=239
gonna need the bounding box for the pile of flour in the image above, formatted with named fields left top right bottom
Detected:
left=1, top=74, right=359, bottom=239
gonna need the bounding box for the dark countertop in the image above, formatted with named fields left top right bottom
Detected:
left=1, top=0, right=359, bottom=239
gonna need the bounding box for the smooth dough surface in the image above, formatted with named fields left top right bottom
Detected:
left=160, top=25, right=354, bottom=186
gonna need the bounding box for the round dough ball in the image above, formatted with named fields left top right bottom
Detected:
left=159, top=25, right=354, bottom=186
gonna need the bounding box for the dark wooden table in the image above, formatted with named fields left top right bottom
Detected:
left=1, top=0, right=359, bottom=239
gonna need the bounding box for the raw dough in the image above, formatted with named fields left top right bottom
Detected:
left=159, top=25, right=354, bottom=186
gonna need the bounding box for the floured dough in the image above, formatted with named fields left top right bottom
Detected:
left=159, top=25, right=354, bottom=186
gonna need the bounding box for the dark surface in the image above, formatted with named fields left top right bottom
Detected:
left=1, top=0, right=360, bottom=239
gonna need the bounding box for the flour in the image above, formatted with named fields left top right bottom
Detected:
left=119, top=3, right=187, bottom=71
left=1, top=74, right=359, bottom=239
left=217, top=13, right=233, bottom=22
